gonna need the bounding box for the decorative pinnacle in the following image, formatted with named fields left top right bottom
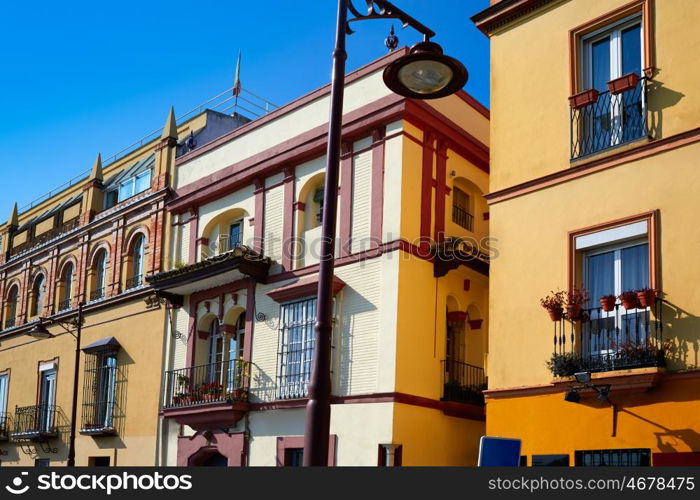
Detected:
left=385, top=25, right=399, bottom=52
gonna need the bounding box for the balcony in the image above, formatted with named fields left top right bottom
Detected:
left=570, top=76, right=648, bottom=160
left=4, top=317, right=16, bottom=329
left=162, top=360, right=250, bottom=430
left=125, top=274, right=143, bottom=290
left=549, top=300, right=665, bottom=378
left=9, top=219, right=80, bottom=257
left=442, top=360, right=486, bottom=406
left=58, top=298, right=72, bottom=311
left=10, top=404, right=59, bottom=441
left=452, top=205, right=474, bottom=231
left=90, top=288, right=105, bottom=301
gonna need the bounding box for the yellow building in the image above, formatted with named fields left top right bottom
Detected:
left=0, top=106, right=247, bottom=466
left=473, top=0, right=700, bottom=466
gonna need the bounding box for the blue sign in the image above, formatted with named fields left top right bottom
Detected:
left=478, top=436, right=522, bottom=466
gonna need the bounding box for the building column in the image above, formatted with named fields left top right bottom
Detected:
left=370, top=127, right=386, bottom=248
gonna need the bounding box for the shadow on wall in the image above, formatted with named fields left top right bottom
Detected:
left=647, top=72, right=685, bottom=140
left=660, top=299, right=699, bottom=371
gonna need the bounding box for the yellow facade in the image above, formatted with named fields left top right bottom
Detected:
left=476, top=0, right=700, bottom=465
left=0, top=108, right=228, bottom=466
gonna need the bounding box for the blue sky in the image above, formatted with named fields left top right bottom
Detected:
left=0, top=0, right=490, bottom=215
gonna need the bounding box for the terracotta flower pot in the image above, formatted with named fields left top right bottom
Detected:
left=569, top=88, right=599, bottom=109
left=566, top=303, right=583, bottom=320
left=547, top=306, right=564, bottom=322
left=637, top=289, right=657, bottom=308
left=607, top=73, right=640, bottom=94
left=620, top=293, right=639, bottom=310
left=599, top=296, right=616, bottom=312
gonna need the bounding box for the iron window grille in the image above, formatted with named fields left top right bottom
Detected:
left=80, top=351, right=123, bottom=436
left=575, top=448, right=651, bottom=466
left=277, top=297, right=317, bottom=400
left=58, top=298, right=72, bottom=311
left=125, top=275, right=143, bottom=290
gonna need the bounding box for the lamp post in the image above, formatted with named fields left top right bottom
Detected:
left=304, top=0, right=468, bottom=466
left=27, top=302, right=85, bottom=467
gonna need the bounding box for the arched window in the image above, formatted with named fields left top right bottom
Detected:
left=5, top=286, right=19, bottom=328
left=92, top=249, right=108, bottom=301
left=30, top=274, right=46, bottom=317
left=127, top=234, right=146, bottom=289
left=59, top=263, right=74, bottom=311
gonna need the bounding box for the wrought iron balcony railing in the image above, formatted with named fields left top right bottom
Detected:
left=90, top=288, right=105, bottom=301
left=4, top=317, right=16, bottom=329
left=452, top=205, right=474, bottom=231
left=9, top=219, right=80, bottom=257
left=442, top=359, right=486, bottom=406
left=571, top=77, right=648, bottom=160
left=125, top=275, right=143, bottom=290
left=58, top=298, right=72, bottom=311
left=163, top=359, right=250, bottom=409
left=10, top=404, right=59, bottom=440
left=550, top=300, right=664, bottom=377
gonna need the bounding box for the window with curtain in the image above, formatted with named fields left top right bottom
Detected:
left=277, top=297, right=317, bottom=400
left=580, top=16, right=644, bottom=154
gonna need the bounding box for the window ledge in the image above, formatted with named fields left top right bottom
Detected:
left=570, top=135, right=652, bottom=166
left=552, top=366, right=665, bottom=394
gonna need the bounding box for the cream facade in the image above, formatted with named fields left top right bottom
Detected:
left=152, top=49, right=491, bottom=466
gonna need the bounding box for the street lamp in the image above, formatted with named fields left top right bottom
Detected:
left=26, top=302, right=85, bottom=467
left=304, top=0, right=468, bottom=466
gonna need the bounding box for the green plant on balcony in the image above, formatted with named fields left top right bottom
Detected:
left=546, top=352, right=584, bottom=378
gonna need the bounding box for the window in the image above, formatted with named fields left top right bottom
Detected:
left=82, top=352, right=117, bottom=432
left=207, top=315, right=244, bottom=394
left=578, top=15, right=645, bottom=156
left=0, top=373, right=8, bottom=436
left=38, top=366, right=57, bottom=433
left=277, top=298, right=317, bottom=400
left=532, top=454, right=570, bottom=466
left=30, top=274, right=46, bottom=317
left=285, top=448, right=304, bottom=467
left=452, top=187, right=473, bottom=231
left=5, top=286, right=18, bottom=328
left=313, top=188, right=324, bottom=224
left=89, top=457, right=111, bottom=467
left=59, top=263, right=74, bottom=311
left=575, top=448, right=650, bottom=466
left=228, top=221, right=243, bottom=251
left=127, top=235, right=145, bottom=288
left=106, top=169, right=152, bottom=208
left=92, top=250, right=108, bottom=300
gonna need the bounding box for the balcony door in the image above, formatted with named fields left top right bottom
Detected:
left=38, top=368, right=57, bottom=432
left=581, top=16, right=643, bottom=154
left=207, top=319, right=243, bottom=390
left=583, top=240, right=649, bottom=358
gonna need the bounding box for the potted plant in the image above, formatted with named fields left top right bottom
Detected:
left=599, top=294, right=617, bottom=312
left=566, top=287, right=589, bottom=320
left=607, top=72, right=640, bottom=94
left=619, top=290, right=640, bottom=310
left=546, top=352, right=584, bottom=378
left=637, top=287, right=657, bottom=308
left=540, top=290, right=566, bottom=321
left=569, top=88, right=599, bottom=109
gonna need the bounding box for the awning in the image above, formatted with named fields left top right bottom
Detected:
left=82, top=336, right=121, bottom=353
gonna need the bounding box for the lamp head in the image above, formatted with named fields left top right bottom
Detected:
left=564, top=389, right=581, bottom=403
left=26, top=320, right=54, bottom=339
left=574, top=371, right=592, bottom=384
left=383, top=41, right=468, bottom=100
